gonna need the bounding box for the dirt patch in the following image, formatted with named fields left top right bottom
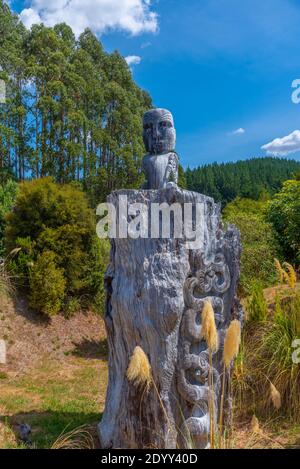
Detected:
left=0, top=295, right=107, bottom=375
left=263, top=282, right=300, bottom=305
left=233, top=416, right=300, bottom=449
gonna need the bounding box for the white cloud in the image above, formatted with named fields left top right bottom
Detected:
left=20, top=8, right=42, bottom=27
left=229, top=128, right=245, bottom=135
left=125, top=55, right=142, bottom=66
left=261, top=130, right=300, bottom=156
left=19, top=0, right=158, bottom=37
left=141, top=41, right=151, bottom=49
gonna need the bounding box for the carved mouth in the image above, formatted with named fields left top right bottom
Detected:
left=153, top=142, right=163, bottom=149
left=152, top=141, right=170, bottom=153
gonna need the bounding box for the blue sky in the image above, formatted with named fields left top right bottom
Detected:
left=11, top=0, right=300, bottom=168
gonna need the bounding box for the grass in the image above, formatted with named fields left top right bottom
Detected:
left=233, top=282, right=300, bottom=435
left=0, top=356, right=107, bottom=448
left=0, top=282, right=299, bottom=449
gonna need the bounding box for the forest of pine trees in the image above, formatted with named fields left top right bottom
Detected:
left=0, top=1, right=152, bottom=204
left=2, top=1, right=300, bottom=208
left=186, top=157, right=300, bottom=205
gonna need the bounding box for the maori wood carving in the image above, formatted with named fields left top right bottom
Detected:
left=98, top=109, right=243, bottom=449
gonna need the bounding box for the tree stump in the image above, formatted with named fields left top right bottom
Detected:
left=98, top=186, right=243, bottom=449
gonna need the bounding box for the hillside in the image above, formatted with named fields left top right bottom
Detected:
left=0, top=294, right=108, bottom=448
left=186, top=157, right=300, bottom=205
left=0, top=288, right=299, bottom=449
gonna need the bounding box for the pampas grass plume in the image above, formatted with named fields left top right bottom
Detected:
left=270, top=382, right=281, bottom=410
left=274, top=258, right=284, bottom=283
left=250, top=415, right=260, bottom=434
left=201, top=301, right=218, bottom=352
left=283, top=262, right=297, bottom=289
left=223, top=319, right=241, bottom=368
left=126, top=346, right=152, bottom=389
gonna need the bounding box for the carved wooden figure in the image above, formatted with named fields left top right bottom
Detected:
left=98, top=109, right=243, bottom=449
left=142, top=108, right=178, bottom=189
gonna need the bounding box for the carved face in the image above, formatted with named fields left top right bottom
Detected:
left=143, top=108, right=176, bottom=154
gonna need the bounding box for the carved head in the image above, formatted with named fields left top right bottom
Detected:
left=143, top=108, right=176, bottom=154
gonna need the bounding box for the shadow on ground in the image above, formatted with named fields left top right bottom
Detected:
left=0, top=410, right=102, bottom=449
left=12, top=295, right=51, bottom=326
left=71, top=338, right=108, bottom=359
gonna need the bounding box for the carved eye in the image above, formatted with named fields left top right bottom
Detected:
left=194, top=368, right=206, bottom=384
left=159, top=121, right=172, bottom=129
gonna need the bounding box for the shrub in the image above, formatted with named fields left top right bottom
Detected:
left=29, top=251, right=66, bottom=316
left=64, top=297, right=81, bottom=319
left=0, top=179, right=18, bottom=257
left=5, top=177, right=108, bottom=316
left=223, top=198, right=280, bottom=295
left=267, top=179, right=300, bottom=264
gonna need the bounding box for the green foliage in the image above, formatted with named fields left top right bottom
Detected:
left=0, top=2, right=152, bottom=201
left=29, top=251, right=66, bottom=316
left=0, top=1, right=28, bottom=179
left=239, top=287, right=300, bottom=422
left=64, top=297, right=81, bottom=319
left=247, top=281, right=268, bottom=322
left=0, top=179, right=18, bottom=257
left=256, top=290, right=300, bottom=419
left=89, top=237, right=110, bottom=313
left=5, top=177, right=108, bottom=316
left=267, top=179, right=300, bottom=264
left=178, top=164, right=187, bottom=189
left=223, top=198, right=279, bottom=294
left=186, top=157, right=300, bottom=205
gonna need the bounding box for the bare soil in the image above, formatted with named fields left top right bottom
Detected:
left=0, top=294, right=107, bottom=376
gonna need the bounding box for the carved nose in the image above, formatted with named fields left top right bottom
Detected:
left=153, top=127, right=160, bottom=140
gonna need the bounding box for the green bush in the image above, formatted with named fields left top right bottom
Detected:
left=5, top=177, right=109, bottom=316
left=29, top=251, right=66, bottom=316
left=64, top=297, right=81, bottom=319
left=223, top=197, right=280, bottom=295
left=89, top=236, right=110, bottom=313
left=0, top=179, right=18, bottom=257
left=267, top=179, right=300, bottom=264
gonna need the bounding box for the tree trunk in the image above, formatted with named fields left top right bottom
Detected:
left=98, top=186, right=243, bottom=449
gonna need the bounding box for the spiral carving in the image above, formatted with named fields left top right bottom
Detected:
left=177, top=253, right=231, bottom=448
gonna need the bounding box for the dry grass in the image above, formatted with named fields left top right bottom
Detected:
left=219, top=319, right=242, bottom=441
left=51, top=425, right=96, bottom=449
left=274, top=259, right=297, bottom=289
left=283, top=263, right=297, bottom=289
left=232, top=415, right=294, bottom=449
left=0, top=294, right=107, bottom=449
left=233, top=282, right=300, bottom=426
left=0, top=293, right=107, bottom=374
left=274, top=258, right=284, bottom=283
left=1, top=283, right=299, bottom=449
